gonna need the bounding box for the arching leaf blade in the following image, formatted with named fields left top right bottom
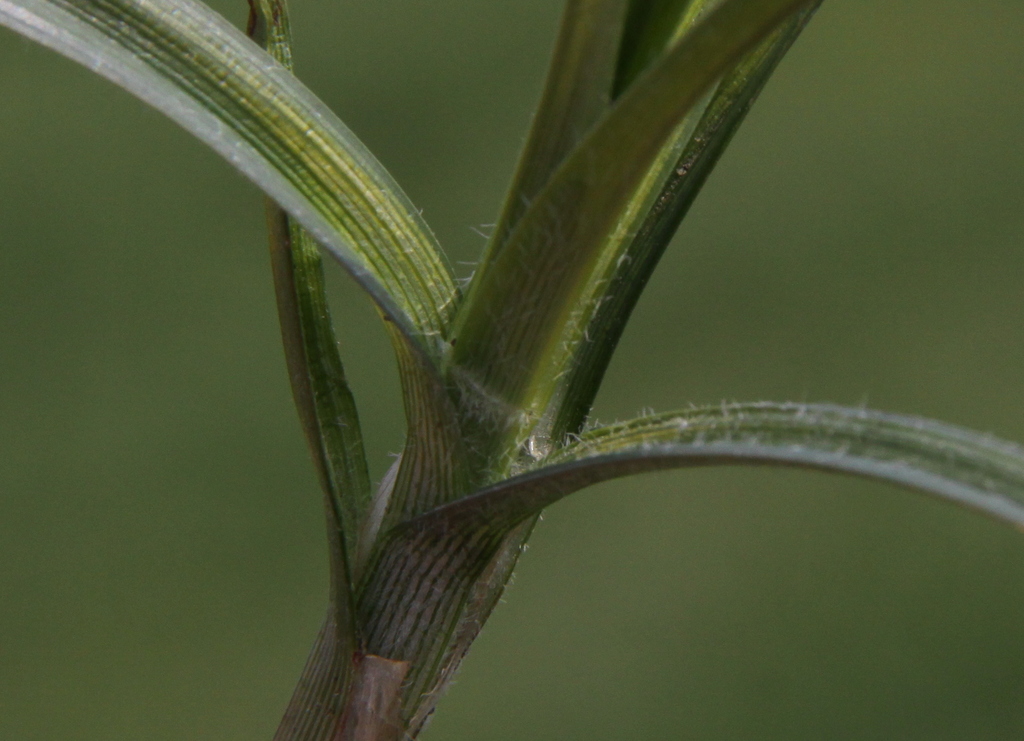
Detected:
left=354, top=402, right=1024, bottom=724
left=0, top=0, right=457, bottom=361
left=432, top=402, right=1024, bottom=535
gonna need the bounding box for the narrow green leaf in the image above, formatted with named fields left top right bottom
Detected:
left=251, top=0, right=369, bottom=604
left=547, top=5, right=820, bottom=443
left=484, top=0, right=627, bottom=256
left=358, top=402, right=1024, bottom=722
left=0, top=0, right=457, bottom=362
left=450, top=0, right=816, bottom=475
left=267, top=214, right=371, bottom=598
left=423, top=402, right=1024, bottom=535
left=246, top=2, right=368, bottom=735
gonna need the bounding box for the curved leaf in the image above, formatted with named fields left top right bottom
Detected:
left=0, top=0, right=457, bottom=360
left=439, top=402, right=1024, bottom=532
left=356, top=403, right=1024, bottom=723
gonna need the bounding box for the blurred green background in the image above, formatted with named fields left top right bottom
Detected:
left=2, top=0, right=1024, bottom=738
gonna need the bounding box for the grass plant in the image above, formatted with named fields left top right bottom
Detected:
left=2, top=0, right=1023, bottom=739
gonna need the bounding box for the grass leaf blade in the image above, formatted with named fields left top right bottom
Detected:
left=0, top=0, right=457, bottom=360
left=251, top=0, right=370, bottom=599
left=356, top=402, right=1024, bottom=725
left=246, top=3, right=371, bottom=734
left=435, top=403, right=1024, bottom=533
